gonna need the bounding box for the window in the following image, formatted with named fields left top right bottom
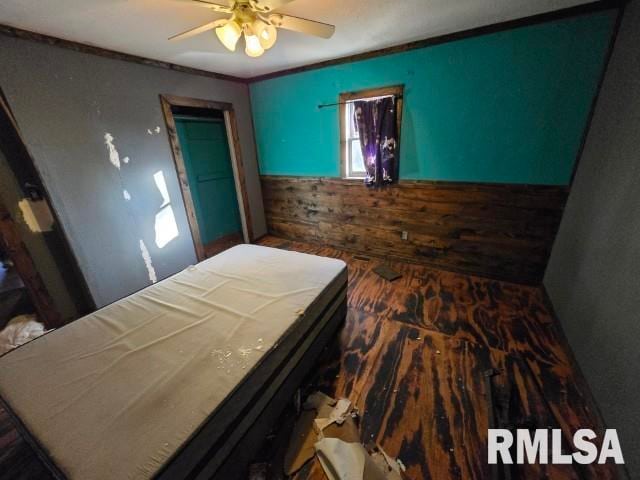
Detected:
left=339, top=85, right=404, bottom=180
left=344, top=101, right=367, bottom=178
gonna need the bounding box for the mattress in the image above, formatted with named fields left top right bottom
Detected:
left=0, top=244, right=347, bottom=479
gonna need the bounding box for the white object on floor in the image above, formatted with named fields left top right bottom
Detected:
left=315, top=438, right=366, bottom=480
left=0, top=314, right=49, bottom=355
left=314, top=398, right=352, bottom=432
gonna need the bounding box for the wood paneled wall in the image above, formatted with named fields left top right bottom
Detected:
left=261, top=176, right=569, bottom=284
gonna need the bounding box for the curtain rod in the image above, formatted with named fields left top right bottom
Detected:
left=318, top=94, right=403, bottom=109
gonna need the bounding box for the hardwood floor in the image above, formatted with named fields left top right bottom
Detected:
left=203, top=231, right=245, bottom=258
left=0, top=236, right=618, bottom=479
left=255, top=236, right=618, bottom=480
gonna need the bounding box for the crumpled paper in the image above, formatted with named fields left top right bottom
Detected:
left=284, top=391, right=406, bottom=480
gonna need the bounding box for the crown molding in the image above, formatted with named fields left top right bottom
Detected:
left=247, top=0, right=624, bottom=83
left=0, top=24, right=248, bottom=84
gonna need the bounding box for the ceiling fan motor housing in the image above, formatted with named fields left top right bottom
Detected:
left=233, top=2, right=260, bottom=26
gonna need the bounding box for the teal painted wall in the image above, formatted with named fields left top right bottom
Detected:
left=250, top=11, right=616, bottom=185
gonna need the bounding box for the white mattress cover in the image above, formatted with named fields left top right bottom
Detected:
left=0, top=244, right=346, bottom=479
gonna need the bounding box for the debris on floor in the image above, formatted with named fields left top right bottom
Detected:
left=372, top=265, right=402, bottom=282
left=369, top=444, right=405, bottom=480
left=284, top=392, right=336, bottom=475
left=0, top=314, right=50, bottom=355
left=314, top=397, right=352, bottom=432
left=284, top=391, right=407, bottom=480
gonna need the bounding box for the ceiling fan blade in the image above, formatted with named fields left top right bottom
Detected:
left=268, top=14, right=335, bottom=39
left=191, top=0, right=233, bottom=13
left=169, top=19, right=228, bottom=41
left=250, top=0, right=296, bottom=12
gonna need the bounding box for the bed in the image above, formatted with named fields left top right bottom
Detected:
left=0, top=244, right=347, bottom=479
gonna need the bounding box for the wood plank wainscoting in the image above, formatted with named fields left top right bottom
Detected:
left=261, top=176, right=569, bottom=284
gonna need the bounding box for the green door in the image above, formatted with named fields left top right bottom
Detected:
left=175, top=116, right=242, bottom=247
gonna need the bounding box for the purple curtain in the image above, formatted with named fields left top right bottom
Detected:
left=353, top=96, right=398, bottom=187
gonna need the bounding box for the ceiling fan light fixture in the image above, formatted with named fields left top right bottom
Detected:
left=215, top=19, right=242, bottom=51
left=171, top=0, right=336, bottom=60
left=244, top=31, right=265, bottom=57
left=252, top=19, right=277, bottom=50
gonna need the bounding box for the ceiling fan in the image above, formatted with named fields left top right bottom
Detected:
left=169, top=0, right=336, bottom=58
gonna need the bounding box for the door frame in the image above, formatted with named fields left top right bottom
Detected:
left=0, top=87, right=94, bottom=321
left=0, top=199, right=62, bottom=328
left=159, top=94, right=253, bottom=261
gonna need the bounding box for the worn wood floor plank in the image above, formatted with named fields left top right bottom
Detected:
left=257, top=236, right=617, bottom=480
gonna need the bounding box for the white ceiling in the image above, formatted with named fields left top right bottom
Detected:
left=0, top=0, right=592, bottom=78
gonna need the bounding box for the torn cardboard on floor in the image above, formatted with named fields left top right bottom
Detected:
left=314, top=397, right=352, bottom=432
left=284, top=392, right=338, bottom=474
left=284, top=392, right=406, bottom=480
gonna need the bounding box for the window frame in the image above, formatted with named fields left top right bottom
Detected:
left=339, top=85, right=404, bottom=181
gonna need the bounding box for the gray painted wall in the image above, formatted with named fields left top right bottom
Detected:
left=544, top=1, right=639, bottom=476
left=0, top=36, right=266, bottom=308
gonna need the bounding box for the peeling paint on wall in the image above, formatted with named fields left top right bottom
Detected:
left=139, top=239, right=157, bottom=284
left=123, top=156, right=130, bottom=164
left=104, top=133, right=121, bottom=169
left=123, top=190, right=131, bottom=201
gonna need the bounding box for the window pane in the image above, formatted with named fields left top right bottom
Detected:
left=348, top=103, right=359, bottom=138
left=350, top=140, right=365, bottom=174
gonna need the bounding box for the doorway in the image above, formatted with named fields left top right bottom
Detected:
left=160, top=95, right=253, bottom=261
left=0, top=87, right=93, bottom=329
left=0, top=199, right=60, bottom=329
